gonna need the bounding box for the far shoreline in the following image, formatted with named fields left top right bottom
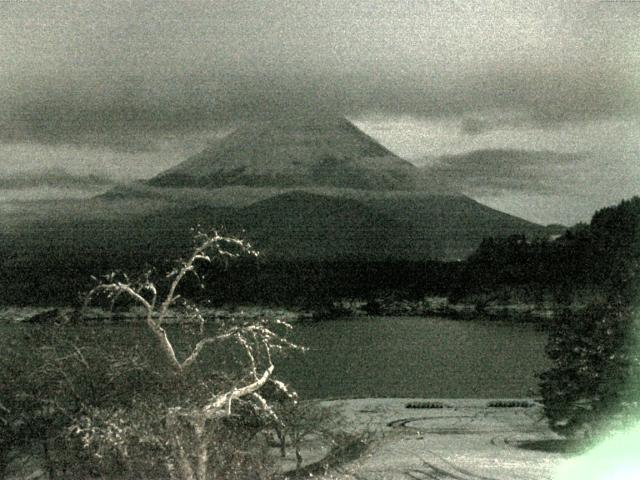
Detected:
left=1, top=300, right=576, bottom=326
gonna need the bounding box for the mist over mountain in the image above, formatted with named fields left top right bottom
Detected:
left=0, top=167, right=116, bottom=190
left=0, top=116, right=565, bottom=266
left=0, top=115, right=573, bottom=305
left=108, top=117, right=560, bottom=261
left=416, top=149, right=585, bottom=195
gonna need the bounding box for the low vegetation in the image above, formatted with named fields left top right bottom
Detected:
left=405, top=401, right=449, bottom=409
left=486, top=400, right=534, bottom=408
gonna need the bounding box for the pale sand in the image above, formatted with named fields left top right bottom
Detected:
left=279, top=398, right=571, bottom=480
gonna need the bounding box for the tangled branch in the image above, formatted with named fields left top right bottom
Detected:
left=82, top=229, right=299, bottom=421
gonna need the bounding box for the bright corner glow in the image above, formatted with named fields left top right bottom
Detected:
left=554, top=424, right=640, bottom=480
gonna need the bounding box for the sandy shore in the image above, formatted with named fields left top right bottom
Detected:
left=280, top=398, right=573, bottom=480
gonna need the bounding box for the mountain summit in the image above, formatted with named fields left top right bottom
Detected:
left=147, top=116, right=418, bottom=190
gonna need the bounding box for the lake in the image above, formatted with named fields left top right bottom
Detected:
left=2, top=314, right=549, bottom=400
left=280, top=316, right=550, bottom=399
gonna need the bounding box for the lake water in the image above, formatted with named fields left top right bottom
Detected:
left=280, top=316, right=550, bottom=399
left=3, top=313, right=549, bottom=400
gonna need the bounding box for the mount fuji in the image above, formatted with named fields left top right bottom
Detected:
left=147, top=115, right=419, bottom=191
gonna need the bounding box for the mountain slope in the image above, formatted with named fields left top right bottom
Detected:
left=130, top=190, right=427, bottom=261
left=90, top=184, right=558, bottom=261
left=229, top=191, right=424, bottom=260
left=355, top=194, right=553, bottom=259
left=147, top=116, right=418, bottom=190
left=82, top=118, right=565, bottom=262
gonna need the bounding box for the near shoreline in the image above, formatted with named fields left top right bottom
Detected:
left=276, top=397, right=575, bottom=480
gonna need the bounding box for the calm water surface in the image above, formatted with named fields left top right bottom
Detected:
left=3, top=313, right=549, bottom=399
left=280, top=316, right=549, bottom=399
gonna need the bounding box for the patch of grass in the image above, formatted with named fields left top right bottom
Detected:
left=405, top=401, right=449, bottom=409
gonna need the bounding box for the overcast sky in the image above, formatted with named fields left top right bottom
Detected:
left=0, top=0, right=638, bottom=224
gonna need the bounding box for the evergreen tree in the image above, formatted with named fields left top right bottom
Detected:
left=540, top=197, right=640, bottom=437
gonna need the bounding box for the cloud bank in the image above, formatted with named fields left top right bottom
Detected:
left=0, top=1, right=637, bottom=150
left=0, top=168, right=115, bottom=190
left=421, top=149, right=586, bottom=195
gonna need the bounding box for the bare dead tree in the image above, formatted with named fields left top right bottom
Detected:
left=76, top=229, right=303, bottom=480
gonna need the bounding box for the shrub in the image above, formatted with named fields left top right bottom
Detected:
left=405, top=401, right=448, bottom=409
left=539, top=197, right=640, bottom=439
left=540, top=302, right=640, bottom=438
left=486, top=400, right=534, bottom=408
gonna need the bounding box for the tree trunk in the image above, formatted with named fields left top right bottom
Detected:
left=145, top=315, right=183, bottom=373
left=292, top=429, right=303, bottom=471
left=43, top=435, right=56, bottom=480
left=166, top=412, right=197, bottom=480
left=194, top=417, right=209, bottom=480
left=295, top=446, right=303, bottom=471
left=175, top=450, right=196, bottom=480
left=275, top=426, right=286, bottom=458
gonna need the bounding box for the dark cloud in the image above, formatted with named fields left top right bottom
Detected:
left=0, top=1, right=637, bottom=149
left=421, top=149, right=586, bottom=195
left=1, top=64, right=635, bottom=150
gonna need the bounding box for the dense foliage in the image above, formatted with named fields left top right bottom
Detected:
left=1, top=322, right=172, bottom=478
left=0, top=228, right=461, bottom=307
left=454, top=197, right=639, bottom=298
left=444, top=196, right=640, bottom=437
left=540, top=303, right=639, bottom=437
left=538, top=197, right=640, bottom=437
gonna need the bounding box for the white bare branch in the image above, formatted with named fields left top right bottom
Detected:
left=237, top=333, right=258, bottom=379
left=179, top=331, right=235, bottom=370
left=79, top=229, right=298, bottom=479
left=202, top=364, right=275, bottom=419
left=86, top=282, right=153, bottom=313
left=157, top=231, right=250, bottom=324
left=252, top=392, right=282, bottom=426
